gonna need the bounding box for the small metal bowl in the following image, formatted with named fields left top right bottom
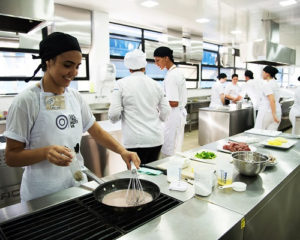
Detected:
left=232, top=151, right=269, bottom=176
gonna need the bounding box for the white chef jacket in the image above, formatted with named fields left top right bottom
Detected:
left=255, top=79, right=281, bottom=130
left=241, top=79, right=263, bottom=109
left=224, top=82, right=242, bottom=103
left=164, top=66, right=187, bottom=108
left=108, top=71, right=171, bottom=148
left=289, top=86, right=300, bottom=134
left=161, top=65, right=187, bottom=156
left=209, top=80, right=226, bottom=108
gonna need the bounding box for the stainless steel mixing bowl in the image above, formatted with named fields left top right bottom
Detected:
left=232, top=151, right=269, bottom=176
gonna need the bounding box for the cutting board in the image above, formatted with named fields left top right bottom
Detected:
left=182, top=149, right=232, bottom=165
left=158, top=160, right=216, bottom=179
left=157, top=149, right=232, bottom=179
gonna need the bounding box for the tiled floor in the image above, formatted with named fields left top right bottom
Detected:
left=182, top=127, right=293, bottom=152
left=182, top=130, right=199, bottom=151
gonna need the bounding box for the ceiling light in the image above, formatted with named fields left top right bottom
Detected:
left=196, top=18, right=210, bottom=23
left=230, top=30, right=242, bottom=35
left=279, top=0, right=297, bottom=6
left=141, top=0, right=159, bottom=8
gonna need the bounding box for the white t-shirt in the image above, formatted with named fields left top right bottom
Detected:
left=224, top=82, right=242, bottom=102
left=241, top=79, right=263, bottom=109
left=108, top=71, right=171, bottom=148
left=164, top=65, right=187, bottom=109
left=260, top=79, right=281, bottom=113
left=209, top=80, right=226, bottom=107
left=4, top=84, right=95, bottom=146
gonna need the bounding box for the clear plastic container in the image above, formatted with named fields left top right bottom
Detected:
left=167, top=161, right=182, bottom=183
left=69, top=151, right=84, bottom=182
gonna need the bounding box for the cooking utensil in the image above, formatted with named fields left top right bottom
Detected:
left=232, top=151, right=269, bottom=176
left=126, top=162, right=145, bottom=206
left=83, top=169, right=160, bottom=213
left=218, top=182, right=247, bottom=192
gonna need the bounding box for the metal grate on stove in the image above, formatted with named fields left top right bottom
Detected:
left=0, top=192, right=182, bottom=240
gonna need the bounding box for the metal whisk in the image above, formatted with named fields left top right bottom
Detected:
left=126, top=162, right=145, bottom=206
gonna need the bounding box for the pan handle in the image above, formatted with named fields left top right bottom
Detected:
left=82, top=169, right=105, bottom=185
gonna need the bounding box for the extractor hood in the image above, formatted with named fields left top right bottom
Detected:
left=240, top=20, right=296, bottom=66
left=0, top=0, right=54, bottom=34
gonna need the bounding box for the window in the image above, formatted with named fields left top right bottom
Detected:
left=177, top=64, right=198, bottom=80
left=110, top=37, right=141, bottom=57
left=109, top=23, right=199, bottom=88
left=0, top=48, right=90, bottom=93
left=202, top=50, right=218, bottom=66
left=220, top=68, right=234, bottom=80
left=202, top=66, right=218, bottom=80
left=235, top=69, right=246, bottom=81
left=110, top=59, right=130, bottom=79
left=145, top=62, right=167, bottom=79
left=0, top=49, right=42, bottom=79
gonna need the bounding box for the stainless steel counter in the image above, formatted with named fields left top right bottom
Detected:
left=81, top=120, right=126, bottom=178
left=1, top=132, right=299, bottom=239
left=181, top=133, right=300, bottom=239
left=198, top=106, right=254, bottom=145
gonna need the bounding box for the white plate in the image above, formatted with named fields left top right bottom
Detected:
left=229, top=136, right=259, bottom=144
left=260, top=139, right=297, bottom=149
left=217, top=142, right=257, bottom=154
left=245, top=128, right=282, bottom=137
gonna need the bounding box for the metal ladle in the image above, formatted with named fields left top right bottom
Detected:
left=218, top=182, right=247, bottom=192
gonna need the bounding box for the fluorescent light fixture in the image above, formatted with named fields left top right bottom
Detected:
left=230, top=30, right=242, bottom=35
left=279, top=0, right=297, bottom=6
left=141, top=0, right=159, bottom=8
left=196, top=18, right=210, bottom=23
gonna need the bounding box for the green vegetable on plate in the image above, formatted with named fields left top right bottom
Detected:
left=194, top=151, right=216, bottom=159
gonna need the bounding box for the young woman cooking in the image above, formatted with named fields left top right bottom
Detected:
left=4, top=32, right=140, bottom=202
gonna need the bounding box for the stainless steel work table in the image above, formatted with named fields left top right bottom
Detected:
left=1, top=133, right=299, bottom=239
left=154, top=133, right=300, bottom=239
left=0, top=170, right=244, bottom=240
left=198, top=106, right=254, bottom=145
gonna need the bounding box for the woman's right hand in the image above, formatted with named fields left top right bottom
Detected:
left=46, top=145, right=73, bottom=166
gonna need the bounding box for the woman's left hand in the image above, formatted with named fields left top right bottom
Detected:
left=121, top=150, right=141, bottom=170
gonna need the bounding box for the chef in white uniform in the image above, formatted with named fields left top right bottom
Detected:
left=255, top=65, right=281, bottom=130
left=4, top=32, right=140, bottom=202
left=154, top=46, right=187, bottom=157
left=224, top=74, right=242, bottom=103
left=242, top=70, right=262, bottom=109
left=209, top=73, right=227, bottom=108
left=241, top=70, right=263, bottom=121
left=289, top=76, right=300, bottom=134
left=108, top=49, right=170, bottom=164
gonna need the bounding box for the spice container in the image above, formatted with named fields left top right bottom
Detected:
left=69, top=144, right=84, bottom=182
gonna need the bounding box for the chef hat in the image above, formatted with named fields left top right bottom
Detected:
left=25, top=32, right=81, bottom=82
left=124, top=49, right=147, bottom=70
left=263, top=65, right=278, bottom=79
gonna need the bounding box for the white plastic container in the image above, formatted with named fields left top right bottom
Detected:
left=194, top=168, right=215, bottom=196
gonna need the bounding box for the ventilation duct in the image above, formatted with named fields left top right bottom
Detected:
left=240, top=20, right=296, bottom=66
left=0, top=0, right=53, bottom=34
